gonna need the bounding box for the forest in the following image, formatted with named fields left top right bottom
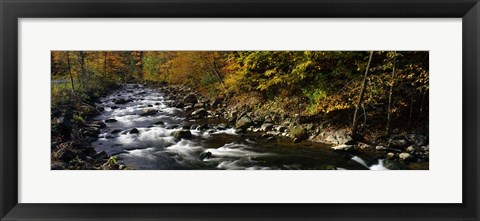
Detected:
left=51, top=51, right=429, bottom=170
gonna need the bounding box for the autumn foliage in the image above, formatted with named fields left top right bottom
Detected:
left=51, top=51, right=429, bottom=135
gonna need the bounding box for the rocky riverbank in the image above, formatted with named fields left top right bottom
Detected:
left=154, top=83, right=429, bottom=168
left=51, top=94, right=127, bottom=170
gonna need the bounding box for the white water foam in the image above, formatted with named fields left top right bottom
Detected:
left=351, top=156, right=370, bottom=169
left=351, top=156, right=390, bottom=170
left=369, top=159, right=390, bottom=171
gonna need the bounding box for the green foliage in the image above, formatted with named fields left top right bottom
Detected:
left=109, top=156, right=118, bottom=164
left=73, top=113, right=85, bottom=125
left=304, top=87, right=327, bottom=114
left=289, top=125, right=308, bottom=140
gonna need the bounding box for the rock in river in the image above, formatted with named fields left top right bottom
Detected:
left=129, top=128, right=140, bottom=134
left=172, top=130, right=192, bottom=139
left=105, top=119, right=117, bottom=123
left=111, top=129, right=122, bottom=134
left=114, top=98, right=131, bottom=105
left=141, top=109, right=158, bottom=116
left=200, top=151, right=213, bottom=160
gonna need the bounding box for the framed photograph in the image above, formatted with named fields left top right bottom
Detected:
left=1, top=0, right=479, bottom=220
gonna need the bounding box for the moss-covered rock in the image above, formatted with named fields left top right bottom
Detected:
left=172, top=130, right=192, bottom=139
left=289, top=125, right=308, bottom=140
left=235, top=116, right=253, bottom=130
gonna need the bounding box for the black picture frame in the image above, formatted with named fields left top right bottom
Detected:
left=1, top=0, right=479, bottom=220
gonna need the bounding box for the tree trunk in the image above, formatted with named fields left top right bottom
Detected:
left=212, top=53, right=228, bottom=93
left=408, top=88, right=415, bottom=124
left=386, top=52, right=396, bottom=134
left=137, top=51, right=144, bottom=79
left=352, top=51, right=374, bottom=136
left=103, top=51, right=107, bottom=78
left=79, top=51, right=86, bottom=88
left=419, top=89, right=426, bottom=119
left=66, top=51, right=76, bottom=97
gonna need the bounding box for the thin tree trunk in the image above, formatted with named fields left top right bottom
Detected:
left=212, top=55, right=228, bottom=93
left=103, top=52, right=107, bottom=78
left=419, top=89, right=426, bottom=119
left=137, top=51, right=144, bottom=79
left=409, top=88, right=415, bottom=124
left=79, top=51, right=85, bottom=88
left=352, top=51, right=374, bottom=136
left=66, top=51, right=76, bottom=97
left=362, top=104, right=367, bottom=126
left=386, top=52, right=396, bottom=134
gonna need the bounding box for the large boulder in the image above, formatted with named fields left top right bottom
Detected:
left=406, top=134, right=428, bottom=146
left=260, top=123, right=274, bottom=132
left=210, top=98, right=222, bottom=107
left=172, top=130, right=192, bottom=139
left=191, top=108, right=208, bottom=119
left=399, top=152, right=413, bottom=161
left=289, top=125, right=308, bottom=140
left=129, top=128, right=140, bottom=134
left=183, top=94, right=198, bottom=104
left=56, top=114, right=72, bottom=139
left=406, top=145, right=418, bottom=152
left=80, top=146, right=96, bottom=156
left=235, top=116, right=253, bottom=130
left=94, top=151, right=109, bottom=159
left=54, top=148, right=76, bottom=162
left=111, top=129, right=122, bottom=134
left=389, top=138, right=409, bottom=149
left=82, top=127, right=101, bottom=138
left=199, top=151, right=213, bottom=160
left=276, top=125, right=288, bottom=132
left=383, top=159, right=401, bottom=170
left=325, top=130, right=353, bottom=145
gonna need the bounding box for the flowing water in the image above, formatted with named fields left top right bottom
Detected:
left=92, top=84, right=389, bottom=170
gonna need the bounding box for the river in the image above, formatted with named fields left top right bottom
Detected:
left=91, top=84, right=389, bottom=170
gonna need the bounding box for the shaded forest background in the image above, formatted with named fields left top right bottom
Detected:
left=51, top=51, right=429, bottom=138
